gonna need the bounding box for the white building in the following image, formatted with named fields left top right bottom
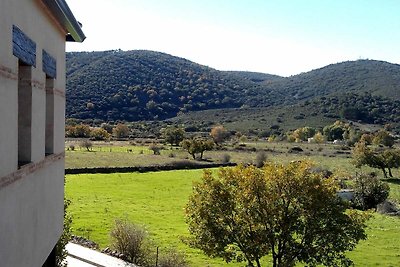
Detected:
left=0, top=0, right=85, bottom=266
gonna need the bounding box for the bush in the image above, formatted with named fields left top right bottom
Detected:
left=352, top=173, right=390, bottom=210
left=255, top=151, right=267, bottom=168
left=110, top=218, right=151, bottom=266
left=288, top=146, right=303, bottom=153
left=79, top=140, right=93, bottom=151
left=55, top=198, right=72, bottom=267
left=221, top=153, right=231, bottom=163
left=158, top=248, right=188, bottom=267
left=69, top=144, right=75, bottom=151
left=149, top=143, right=162, bottom=155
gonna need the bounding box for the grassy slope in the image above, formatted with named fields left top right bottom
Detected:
left=66, top=166, right=400, bottom=267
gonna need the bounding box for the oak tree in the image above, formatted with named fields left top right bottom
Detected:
left=180, top=138, right=214, bottom=160
left=186, top=161, right=369, bottom=267
left=162, top=126, right=185, bottom=146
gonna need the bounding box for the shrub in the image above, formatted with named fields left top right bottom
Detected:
left=221, top=153, right=231, bottom=163
left=149, top=143, right=162, bottom=155
left=288, top=146, right=303, bottom=153
left=79, top=140, right=93, bottom=151
left=69, top=144, right=75, bottom=151
left=157, top=248, right=188, bottom=267
left=352, top=173, right=390, bottom=210
left=110, top=218, right=151, bottom=266
left=255, top=151, right=267, bottom=168
left=55, top=198, right=72, bottom=267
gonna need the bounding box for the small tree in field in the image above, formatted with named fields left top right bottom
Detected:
left=372, top=129, right=394, bottom=147
left=210, top=125, right=229, bottom=145
left=113, top=123, right=130, bottom=138
left=186, top=161, right=369, bottom=267
left=90, top=128, right=110, bottom=141
left=79, top=140, right=93, bottom=151
left=149, top=143, right=162, bottom=155
left=352, top=141, right=400, bottom=178
left=180, top=138, right=214, bottom=160
left=161, top=126, right=185, bottom=146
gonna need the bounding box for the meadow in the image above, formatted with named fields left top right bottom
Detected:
left=65, top=142, right=400, bottom=266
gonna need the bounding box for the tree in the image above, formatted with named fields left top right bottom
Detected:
left=65, top=124, right=91, bottom=138
left=162, top=126, right=185, bottom=146
left=180, top=138, right=214, bottom=160
left=113, top=123, right=130, bottom=138
left=186, top=161, right=369, bottom=267
left=149, top=143, right=162, bottom=155
left=79, top=140, right=93, bottom=151
left=90, top=128, right=110, bottom=140
left=210, top=125, right=229, bottom=145
left=323, top=121, right=350, bottom=141
left=372, top=130, right=394, bottom=147
left=292, top=126, right=316, bottom=142
left=313, top=131, right=325, bottom=144
left=352, top=141, right=400, bottom=178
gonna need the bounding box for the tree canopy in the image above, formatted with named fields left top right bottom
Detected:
left=186, top=161, right=369, bottom=267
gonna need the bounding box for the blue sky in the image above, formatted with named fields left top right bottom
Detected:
left=66, top=0, right=400, bottom=76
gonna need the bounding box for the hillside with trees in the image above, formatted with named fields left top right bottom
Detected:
left=66, top=50, right=400, bottom=131
left=66, top=50, right=270, bottom=121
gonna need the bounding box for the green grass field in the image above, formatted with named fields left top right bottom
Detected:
left=66, top=168, right=400, bottom=267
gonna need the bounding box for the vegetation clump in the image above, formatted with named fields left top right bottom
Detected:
left=352, top=173, right=390, bottom=210
left=110, top=218, right=188, bottom=267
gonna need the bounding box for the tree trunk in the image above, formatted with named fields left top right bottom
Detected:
left=191, top=153, right=196, bottom=160
left=381, top=167, right=387, bottom=178
left=255, top=258, right=261, bottom=267
left=200, top=151, right=204, bottom=160
left=388, top=168, right=393, bottom=177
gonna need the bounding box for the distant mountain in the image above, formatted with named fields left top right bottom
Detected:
left=260, top=60, right=400, bottom=104
left=66, top=50, right=262, bottom=121
left=66, top=50, right=400, bottom=130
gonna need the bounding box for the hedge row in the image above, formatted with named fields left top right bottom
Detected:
left=65, top=162, right=237, bottom=174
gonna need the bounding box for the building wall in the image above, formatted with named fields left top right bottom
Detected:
left=0, top=0, right=67, bottom=266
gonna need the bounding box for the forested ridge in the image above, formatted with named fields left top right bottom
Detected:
left=66, top=50, right=400, bottom=127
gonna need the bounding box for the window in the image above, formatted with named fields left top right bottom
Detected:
left=18, top=62, right=33, bottom=166
left=45, top=77, right=54, bottom=155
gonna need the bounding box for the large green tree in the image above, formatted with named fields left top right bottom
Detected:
left=161, top=126, right=185, bottom=146
left=186, top=161, right=369, bottom=267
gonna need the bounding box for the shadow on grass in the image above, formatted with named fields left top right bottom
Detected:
left=384, top=178, right=400, bottom=185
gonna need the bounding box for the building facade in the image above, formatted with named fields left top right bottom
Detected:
left=0, top=0, right=84, bottom=266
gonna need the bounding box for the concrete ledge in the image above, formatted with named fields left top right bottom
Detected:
left=66, top=243, right=137, bottom=267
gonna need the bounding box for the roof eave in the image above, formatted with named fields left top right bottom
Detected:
left=41, top=0, right=86, bottom=42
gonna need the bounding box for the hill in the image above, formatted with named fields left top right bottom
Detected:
left=66, top=50, right=264, bottom=121
left=66, top=50, right=400, bottom=131
left=260, top=60, right=400, bottom=105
